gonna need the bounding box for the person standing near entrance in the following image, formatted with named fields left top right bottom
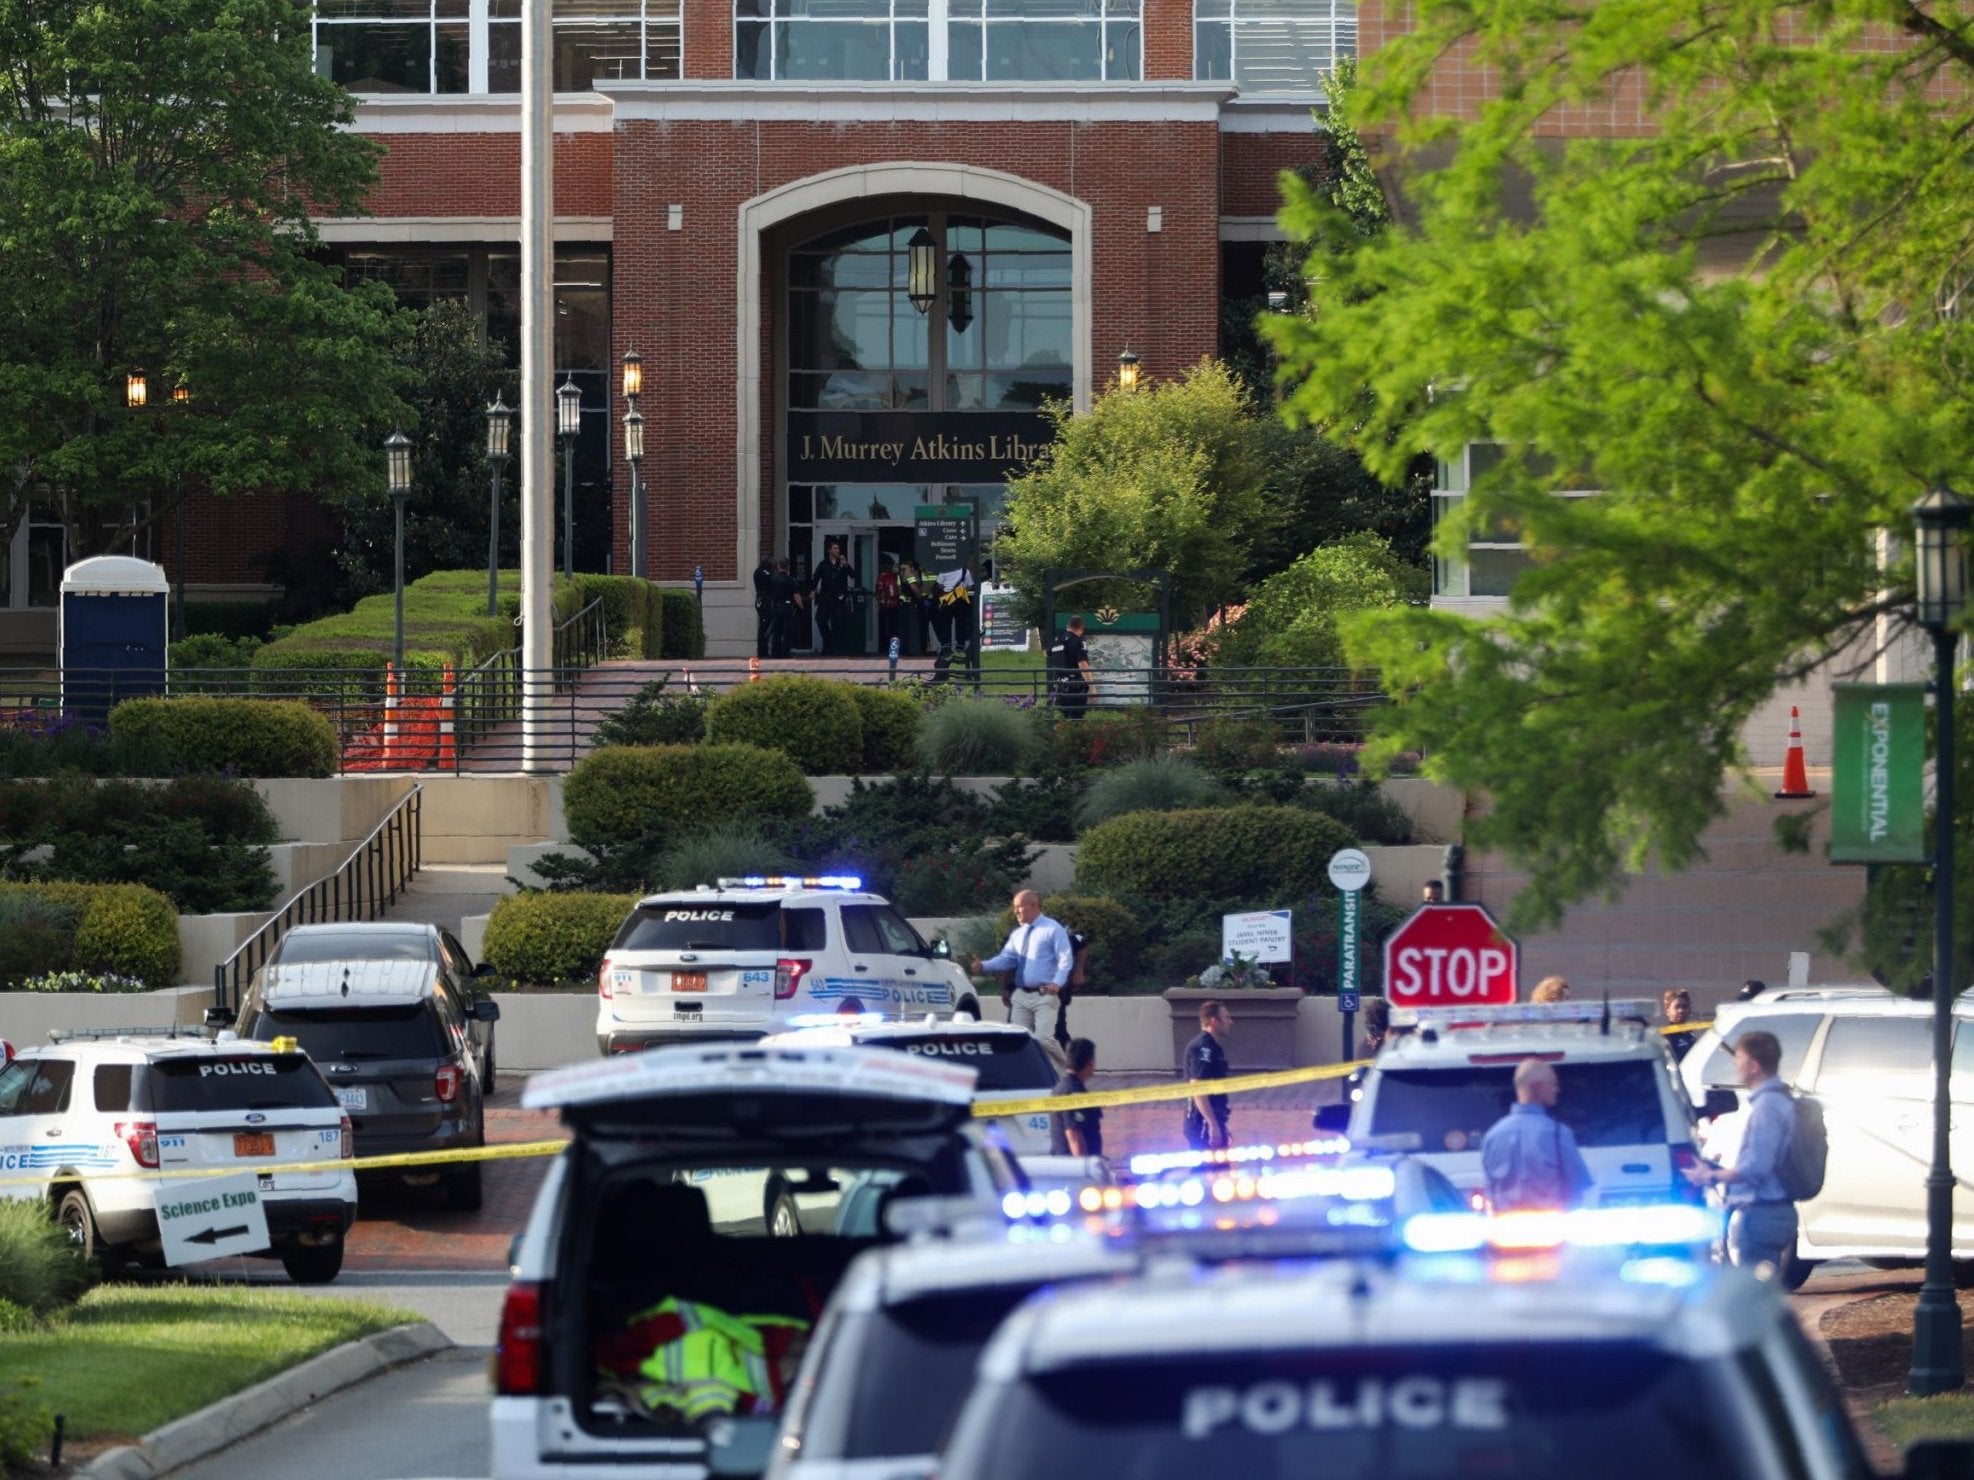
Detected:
left=875, top=556, right=902, bottom=653
left=971, top=890, right=1072, bottom=1044
left=929, top=564, right=974, bottom=678
left=814, top=541, right=853, bottom=656
left=767, top=558, right=802, bottom=659
left=752, top=554, right=775, bottom=660
left=1048, top=616, right=1094, bottom=720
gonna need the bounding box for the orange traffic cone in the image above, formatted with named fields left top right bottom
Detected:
left=749, top=656, right=762, bottom=684
left=382, top=661, right=400, bottom=769
left=438, top=663, right=457, bottom=772
left=1775, top=705, right=1817, bottom=799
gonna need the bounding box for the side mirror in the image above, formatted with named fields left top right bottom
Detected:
left=1702, top=1088, right=1738, bottom=1121
left=473, top=962, right=497, bottom=978
left=203, top=1006, right=234, bottom=1032
left=929, top=939, right=952, bottom=960
left=1313, top=1103, right=1351, bottom=1136
left=474, top=999, right=502, bottom=1022
left=1904, top=1439, right=1974, bottom=1480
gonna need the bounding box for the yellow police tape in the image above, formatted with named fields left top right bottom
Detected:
left=978, top=1017, right=1714, bottom=1120
left=0, top=1138, right=570, bottom=1189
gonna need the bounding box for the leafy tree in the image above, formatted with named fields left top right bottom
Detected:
left=1264, top=0, right=1974, bottom=928
left=337, top=301, right=515, bottom=599
left=996, top=360, right=1267, bottom=627
left=0, top=0, right=410, bottom=562
left=1210, top=532, right=1427, bottom=668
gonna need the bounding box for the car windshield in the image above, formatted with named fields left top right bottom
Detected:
left=870, top=1034, right=1058, bottom=1092
left=248, top=1006, right=442, bottom=1062
left=1694, top=1012, right=1821, bottom=1089
left=136, top=1056, right=337, bottom=1112
left=945, top=1344, right=1764, bottom=1480
left=613, top=903, right=784, bottom=953
left=270, top=931, right=433, bottom=964
left=1369, top=1060, right=1667, bottom=1150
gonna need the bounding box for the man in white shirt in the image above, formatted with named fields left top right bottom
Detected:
left=971, top=890, right=1073, bottom=1042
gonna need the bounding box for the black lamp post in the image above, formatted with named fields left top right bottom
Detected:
left=556, top=377, right=580, bottom=580
left=1117, top=347, right=1141, bottom=391
left=485, top=394, right=513, bottom=616
left=1910, top=485, right=1973, bottom=1397
left=385, top=429, right=413, bottom=674
left=622, top=349, right=643, bottom=577
left=624, top=407, right=645, bottom=578
left=170, top=381, right=189, bottom=641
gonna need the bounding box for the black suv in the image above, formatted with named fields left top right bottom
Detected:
left=234, top=923, right=501, bottom=1209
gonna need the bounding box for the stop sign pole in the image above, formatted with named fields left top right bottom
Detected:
left=1382, top=902, right=1520, bottom=1008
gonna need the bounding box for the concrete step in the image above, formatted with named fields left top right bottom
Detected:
left=383, top=863, right=516, bottom=938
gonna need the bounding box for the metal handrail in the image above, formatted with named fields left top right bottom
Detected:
left=211, top=782, right=423, bottom=1015
left=553, top=597, right=609, bottom=672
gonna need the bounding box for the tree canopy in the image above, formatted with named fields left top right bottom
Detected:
left=0, top=0, right=410, bottom=561
left=1266, top=0, right=1974, bottom=927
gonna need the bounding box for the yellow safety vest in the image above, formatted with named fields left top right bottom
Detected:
left=630, top=1298, right=807, bottom=1420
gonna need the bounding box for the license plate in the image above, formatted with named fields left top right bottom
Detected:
left=234, top=1131, right=276, bottom=1157
left=336, top=1087, right=368, bottom=1111
left=670, top=971, right=707, bottom=993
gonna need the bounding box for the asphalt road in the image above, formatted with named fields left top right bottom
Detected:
left=168, top=1346, right=492, bottom=1480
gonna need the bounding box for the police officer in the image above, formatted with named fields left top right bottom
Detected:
left=1182, top=999, right=1233, bottom=1151
left=752, top=553, right=775, bottom=659
left=1048, top=616, right=1094, bottom=720
left=814, top=541, right=853, bottom=655
left=767, top=558, right=802, bottom=658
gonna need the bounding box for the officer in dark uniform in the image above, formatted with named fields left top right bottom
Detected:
left=1182, top=999, right=1233, bottom=1151
left=767, top=558, right=802, bottom=658
left=1048, top=616, right=1094, bottom=720
left=814, top=542, right=853, bottom=655
left=752, top=554, right=775, bottom=659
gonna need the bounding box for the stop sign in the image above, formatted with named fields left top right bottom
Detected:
left=1382, top=903, right=1519, bottom=1007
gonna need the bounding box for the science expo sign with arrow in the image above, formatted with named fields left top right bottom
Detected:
left=157, top=1172, right=271, bottom=1266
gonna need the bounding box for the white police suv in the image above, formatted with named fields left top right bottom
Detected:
left=937, top=1245, right=1896, bottom=1480
left=1325, top=1001, right=1702, bottom=1209
left=0, top=1029, right=357, bottom=1282
left=595, top=876, right=980, bottom=1054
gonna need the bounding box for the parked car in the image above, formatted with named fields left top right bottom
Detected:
left=1682, top=995, right=1974, bottom=1282
left=596, top=876, right=980, bottom=1054
left=0, top=1029, right=356, bottom=1282
left=234, top=924, right=501, bottom=1210
left=490, top=1043, right=1025, bottom=1479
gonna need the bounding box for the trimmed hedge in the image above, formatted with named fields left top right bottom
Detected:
left=564, top=743, right=813, bottom=850
left=846, top=686, right=923, bottom=773
left=564, top=575, right=663, bottom=660
left=704, top=676, right=863, bottom=776
left=1076, top=804, right=1358, bottom=904
left=483, top=890, right=638, bottom=985
left=108, top=698, right=338, bottom=777
left=658, top=589, right=704, bottom=659
left=0, top=881, right=181, bottom=987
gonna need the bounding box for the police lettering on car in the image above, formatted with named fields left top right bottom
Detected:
left=1180, top=1377, right=1509, bottom=1439
left=902, top=1039, right=994, bottom=1057
left=663, top=910, right=735, bottom=923
left=200, top=1060, right=276, bottom=1077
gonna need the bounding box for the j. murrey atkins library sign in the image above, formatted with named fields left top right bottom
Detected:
left=788, top=411, right=1052, bottom=484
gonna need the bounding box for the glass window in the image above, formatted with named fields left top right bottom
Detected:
left=1694, top=1014, right=1822, bottom=1090
left=24, top=1060, right=75, bottom=1116
left=94, top=1065, right=134, bottom=1113
left=1194, top=0, right=1352, bottom=92
left=840, top=905, right=888, bottom=956
left=784, top=907, right=830, bottom=952
left=1817, top=1015, right=1931, bottom=1096
left=872, top=907, right=927, bottom=955
left=134, top=1057, right=340, bottom=1113
left=0, top=1059, right=36, bottom=1115
left=736, top=0, right=927, bottom=79
left=321, top=0, right=681, bottom=93
left=612, top=903, right=785, bottom=953
left=739, top=0, right=1131, bottom=77
left=1369, top=1061, right=1668, bottom=1150
left=247, top=1005, right=447, bottom=1061
left=269, top=927, right=438, bottom=965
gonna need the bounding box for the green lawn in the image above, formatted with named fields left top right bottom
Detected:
left=1879, top=1393, right=1974, bottom=1450
left=0, top=1284, right=421, bottom=1442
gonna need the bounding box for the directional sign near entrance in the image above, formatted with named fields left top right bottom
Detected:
left=1382, top=903, right=1519, bottom=1008
left=157, top=1172, right=271, bottom=1267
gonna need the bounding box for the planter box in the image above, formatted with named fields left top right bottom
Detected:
left=1162, top=986, right=1304, bottom=1071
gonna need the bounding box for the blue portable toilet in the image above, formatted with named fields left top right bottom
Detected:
left=60, top=555, right=170, bottom=727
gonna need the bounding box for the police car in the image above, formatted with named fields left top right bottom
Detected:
left=936, top=1244, right=1892, bottom=1480
left=491, top=1043, right=1027, bottom=1479
left=595, top=877, right=981, bottom=1054
left=763, top=1018, right=1064, bottom=1154
left=0, top=1029, right=357, bottom=1283
left=1323, top=1001, right=1702, bottom=1209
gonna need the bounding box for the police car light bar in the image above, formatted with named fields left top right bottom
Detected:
left=1003, top=1162, right=1401, bottom=1226
left=1400, top=1202, right=1720, bottom=1255
left=1388, top=1000, right=1656, bottom=1030
left=1129, top=1137, right=1351, bottom=1179
left=715, top=874, right=864, bottom=891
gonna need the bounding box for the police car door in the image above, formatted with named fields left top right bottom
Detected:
left=0, top=1055, right=42, bottom=1203
left=869, top=905, right=954, bottom=1013
left=17, top=1058, right=82, bottom=1194
left=839, top=904, right=911, bottom=1015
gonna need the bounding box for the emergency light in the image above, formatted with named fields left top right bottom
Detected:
left=1129, top=1136, right=1352, bottom=1179
left=1002, top=1163, right=1400, bottom=1226
left=1400, top=1202, right=1719, bottom=1255
left=716, top=874, right=864, bottom=891
left=1389, top=1000, right=1656, bottom=1030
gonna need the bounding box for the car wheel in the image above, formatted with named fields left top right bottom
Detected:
left=281, top=1241, right=345, bottom=1285
left=955, top=993, right=981, bottom=1021
left=447, top=1157, right=484, bottom=1212
left=56, top=1190, right=99, bottom=1263
left=765, top=1178, right=801, bottom=1237
left=1780, top=1251, right=1819, bottom=1292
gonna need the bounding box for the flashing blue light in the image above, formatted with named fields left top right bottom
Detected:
left=1402, top=1212, right=1488, bottom=1254
left=1620, top=1256, right=1703, bottom=1288
left=1128, top=1136, right=1350, bottom=1179
left=1399, top=1203, right=1720, bottom=1256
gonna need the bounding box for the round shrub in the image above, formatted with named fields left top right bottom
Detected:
left=593, top=682, right=706, bottom=747
left=564, top=744, right=812, bottom=851
left=1073, top=755, right=1225, bottom=832
left=704, top=676, right=864, bottom=775
left=1075, top=805, right=1358, bottom=904
left=108, top=697, right=338, bottom=777
left=917, top=696, right=1040, bottom=775
left=483, top=891, right=640, bottom=985
left=846, top=686, right=923, bottom=773
left=69, top=883, right=183, bottom=987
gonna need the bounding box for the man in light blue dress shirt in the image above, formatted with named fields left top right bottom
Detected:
left=1480, top=1059, right=1596, bottom=1212
left=971, top=890, right=1073, bottom=1043
left=1686, top=1029, right=1797, bottom=1277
